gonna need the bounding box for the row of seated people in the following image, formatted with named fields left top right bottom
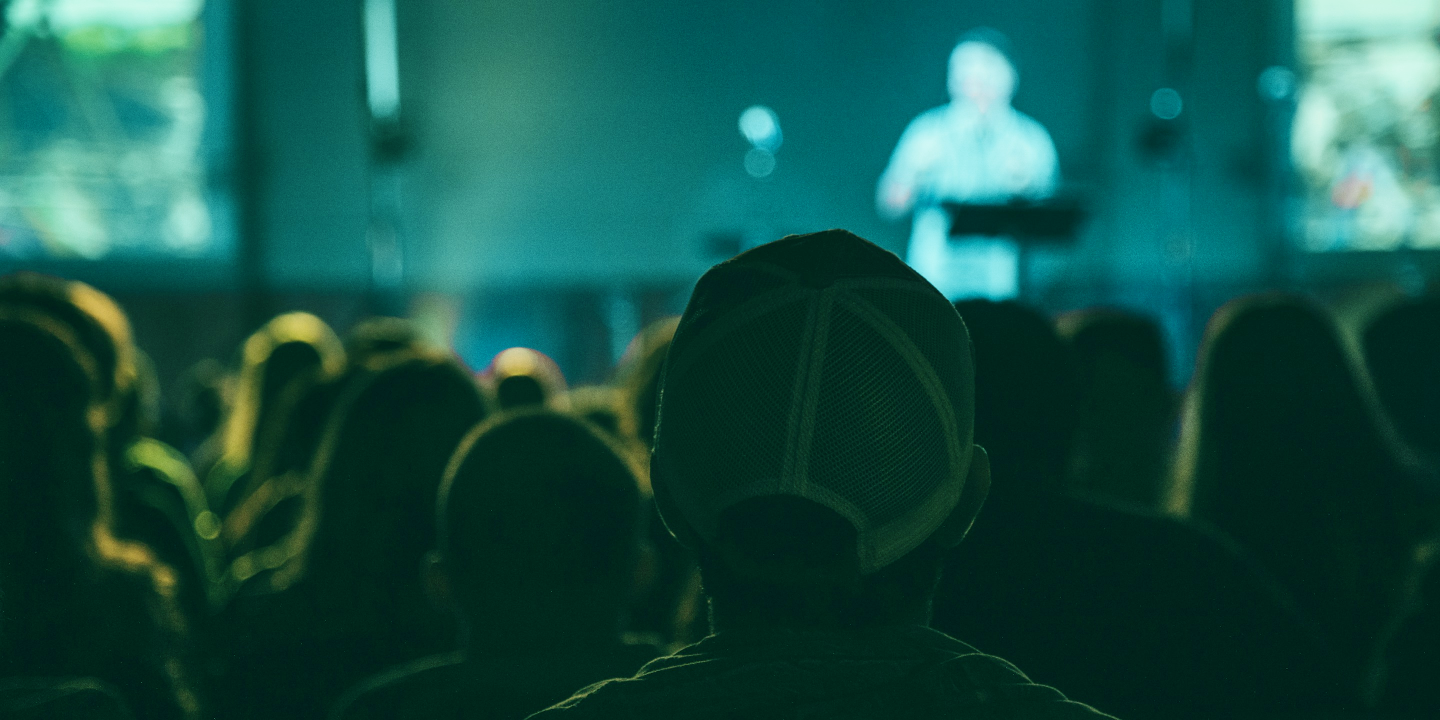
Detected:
left=2, top=229, right=1440, bottom=718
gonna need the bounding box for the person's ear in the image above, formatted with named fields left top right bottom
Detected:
left=930, top=444, right=991, bottom=549
left=421, top=549, right=456, bottom=613
left=651, top=457, right=701, bottom=549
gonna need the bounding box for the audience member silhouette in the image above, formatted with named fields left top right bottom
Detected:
left=0, top=273, right=220, bottom=620
left=485, top=347, right=568, bottom=411
left=1056, top=308, right=1176, bottom=509
left=200, top=312, right=345, bottom=516
left=0, top=309, right=200, bottom=720
left=1172, top=294, right=1424, bottom=692
left=217, top=365, right=346, bottom=564
left=211, top=352, right=487, bottom=720
left=1364, top=296, right=1440, bottom=469
left=531, top=230, right=1113, bottom=719
left=333, top=410, right=659, bottom=720
left=934, top=299, right=1349, bottom=719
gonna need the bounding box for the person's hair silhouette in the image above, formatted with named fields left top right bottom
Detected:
left=1173, top=294, right=1422, bottom=683
left=1056, top=308, right=1177, bottom=509
left=953, top=299, right=1077, bottom=501
left=212, top=352, right=486, bottom=720
left=331, top=409, right=658, bottom=720
left=202, top=312, right=345, bottom=514
left=0, top=309, right=199, bottom=720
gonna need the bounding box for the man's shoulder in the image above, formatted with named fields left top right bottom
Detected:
left=934, top=651, right=1117, bottom=717
left=526, top=630, right=1117, bottom=719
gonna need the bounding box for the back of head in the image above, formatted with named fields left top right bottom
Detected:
left=1178, top=295, right=1416, bottom=641
left=0, top=273, right=135, bottom=430
left=0, top=310, right=106, bottom=583
left=1056, top=308, right=1174, bottom=507
left=954, top=299, right=1077, bottom=502
left=653, top=230, right=978, bottom=629
left=1182, top=295, right=1393, bottom=503
left=487, top=348, right=567, bottom=411
left=221, top=313, right=345, bottom=466
left=0, top=311, right=194, bottom=720
left=277, top=354, right=487, bottom=628
left=1364, top=296, right=1440, bottom=459
left=439, top=410, right=643, bottom=632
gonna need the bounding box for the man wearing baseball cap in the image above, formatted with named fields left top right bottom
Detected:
left=529, top=230, right=1116, bottom=719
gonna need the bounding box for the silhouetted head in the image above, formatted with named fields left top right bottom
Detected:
left=0, top=309, right=193, bottom=718
left=485, top=348, right=567, bottom=412
left=954, top=299, right=1077, bottom=502
left=616, top=317, right=680, bottom=449
left=0, top=273, right=136, bottom=433
left=1177, top=295, right=1398, bottom=505
left=1175, top=294, right=1418, bottom=652
left=1056, top=308, right=1175, bottom=507
left=1364, top=296, right=1440, bottom=461
left=433, top=410, right=644, bottom=643
left=0, top=309, right=110, bottom=579
left=264, top=353, right=487, bottom=647
left=948, top=29, right=1017, bottom=111
left=219, top=313, right=345, bottom=468
left=653, top=230, right=989, bottom=632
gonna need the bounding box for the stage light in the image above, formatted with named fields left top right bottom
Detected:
left=744, top=148, right=776, bottom=178
left=739, top=105, right=782, bottom=152
left=1150, top=88, right=1183, bottom=120
left=1257, top=66, right=1296, bottom=102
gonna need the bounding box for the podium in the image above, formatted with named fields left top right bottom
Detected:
left=942, top=198, right=1086, bottom=298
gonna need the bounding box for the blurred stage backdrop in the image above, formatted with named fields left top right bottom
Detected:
left=1, top=0, right=1437, bottom=396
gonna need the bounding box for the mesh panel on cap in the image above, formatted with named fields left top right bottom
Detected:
left=657, top=295, right=812, bottom=540
left=850, top=284, right=975, bottom=443
left=806, top=301, right=951, bottom=531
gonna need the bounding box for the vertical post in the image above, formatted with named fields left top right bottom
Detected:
left=364, top=0, right=407, bottom=317
left=232, top=0, right=270, bottom=330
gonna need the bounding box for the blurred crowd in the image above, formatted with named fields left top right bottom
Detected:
left=4, top=229, right=1440, bottom=719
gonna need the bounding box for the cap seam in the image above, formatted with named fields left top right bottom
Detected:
left=663, top=286, right=809, bottom=389
left=780, top=290, right=824, bottom=493
left=785, top=287, right=836, bottom=496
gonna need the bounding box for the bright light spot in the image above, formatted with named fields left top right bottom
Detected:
left=739, top=105, right=782, bottom=152
left=744, top=148, right=776, bottom=178
left=494, top=348, right=542, bottom=378
left=1150, top=88, right=1183, bottom=120
left=1258, top=66, right=1297, bottom=101
left=364, top=0, right=401, bottom=120
left=164, top=190, right=212, bottom=251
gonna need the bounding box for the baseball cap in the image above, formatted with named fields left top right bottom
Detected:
left=652, top=229, right=976, bottom=574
